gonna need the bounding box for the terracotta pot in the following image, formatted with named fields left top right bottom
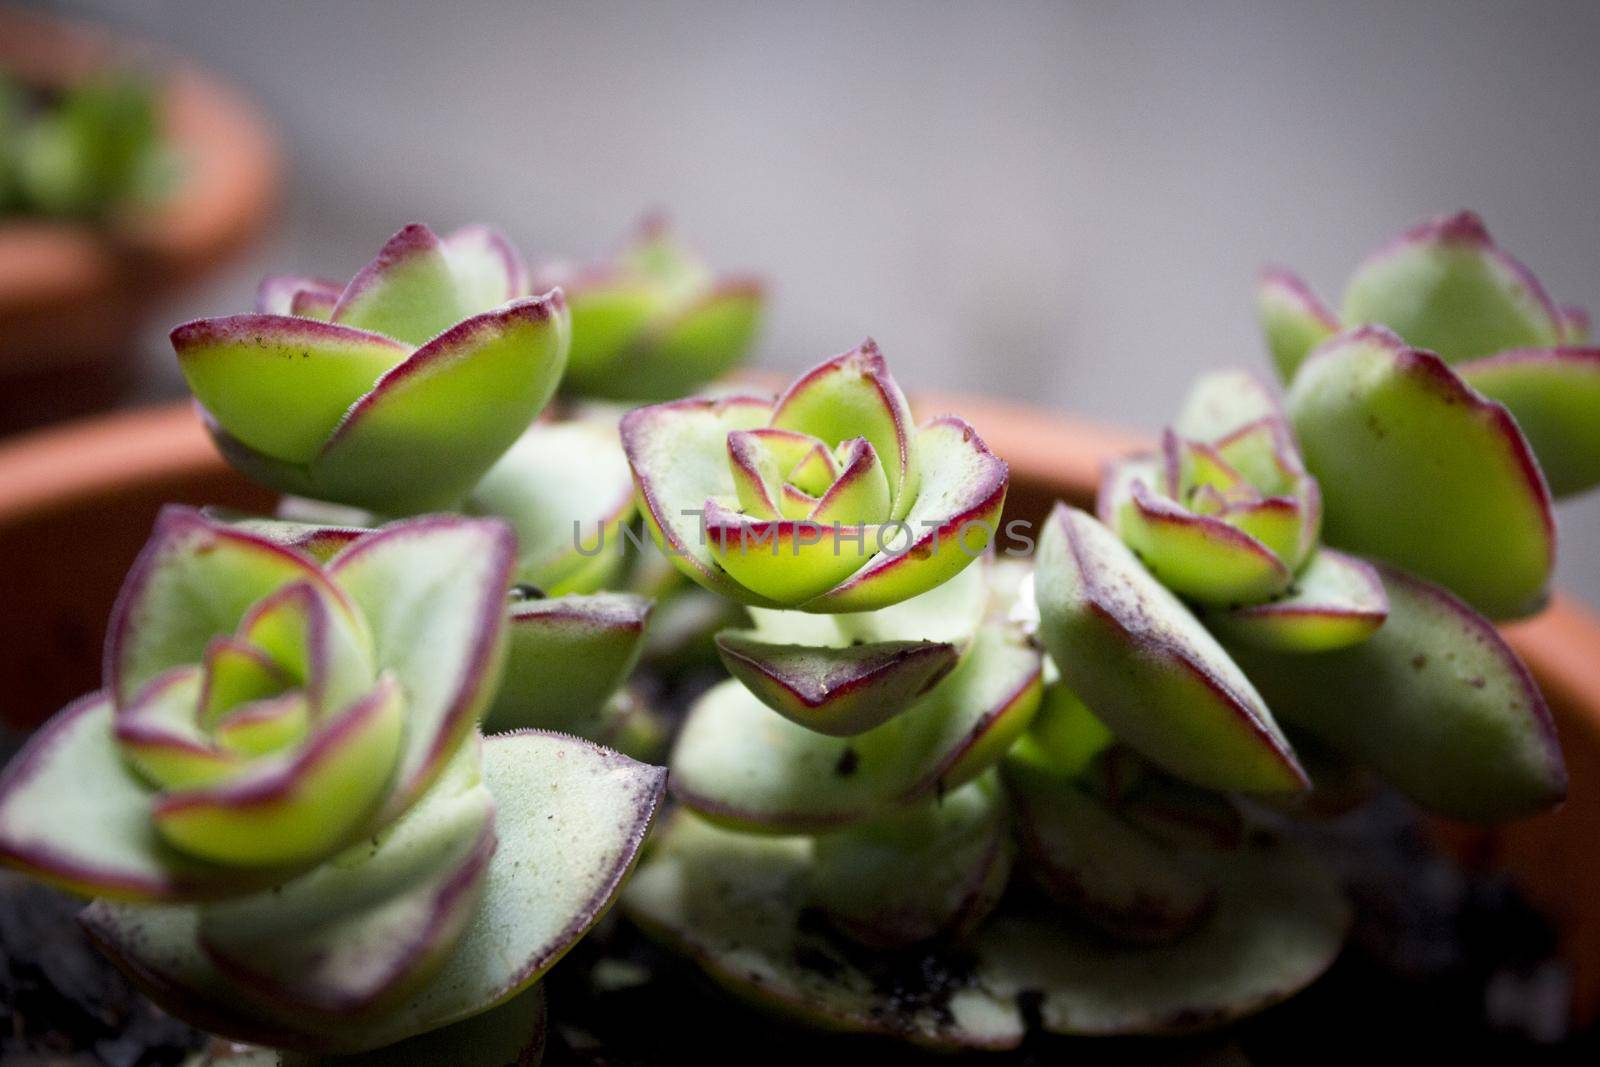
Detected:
left=2, top=399, right=1599, bottom=1024
left=0, top=7, right=279, bottom=432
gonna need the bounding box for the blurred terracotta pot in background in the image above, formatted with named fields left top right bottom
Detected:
left=0, top=7, right=278, bottom=433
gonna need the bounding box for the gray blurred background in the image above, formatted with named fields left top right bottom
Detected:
left=34, top=0, right=1600, bottom=605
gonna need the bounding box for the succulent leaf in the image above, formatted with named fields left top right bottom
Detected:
left=329, top=224, right=477, bottom=347
left=769, top=342, right=920, bottom=521
left=181, top=225, right=562, bottom=514
left=552, top=220, right=764, bottom=400
left=173, top=316, right=408, bottom=464
left=466, top=417, right=638, bottom=594
left=714, top=630, right=958, bottom=736
left=150, top=676, right=406, bottom=867
left=810, top=774, right=1011, bottom=948
left=671, top=625, right=1040, bottom=832
left=1286, top=326, right=1554, bottom=619
left=1005, top=739, right=1214, bottom=943
left=1458, top=347, right=1600, bottom=497
left=1340, top=211, right=1563, bottom=365
left=0, top=695, right=274, bottom=902
left=1256, top=269, right=1340, bottom=380
left=1034, top=505, right=1306, bottom=794
left=623, top=813, right=1025, bottom=1052
left=1227, top=562, right=1566, bottom=822
left=314, top=294, right=570, bottom=513
left=107, top=507, right=347, bottom=705
left=327, top=517, right=516, bottom=818
left=1207, top=549, right=1388, bottom=652
left=974, top=838, right=1349, bottom=1036
left=485, top=593, right=652, bottom=736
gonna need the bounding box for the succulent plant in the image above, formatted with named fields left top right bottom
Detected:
left=174, top=223, right=570, bottom=514
left=0, top=70, right=175, bottom=219
left=536, top=216, right=765, bottom=400
left=1260, top=211, right=1600, bottom=497
left=0, top=508, right=664, bottom=1058
left=622, top=340, right=1009, bottom=612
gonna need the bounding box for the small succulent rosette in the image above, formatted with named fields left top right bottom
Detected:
left=1099, top=368, right=1404, bottom=651
left=1260, top=210, right=1600, bottom=498
left=536, top=217, right=764, bottom=400
left=0, top=509, right=664, bottom=1058
left=621, top=340, right=1009, bottom=613
left=174, top=223, right=570, bottom=514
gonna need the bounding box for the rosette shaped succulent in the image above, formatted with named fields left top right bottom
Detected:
left=537, top=217, right=764, bottom=400
left=0, top=509, right=665, bottom=1057
left=1100, top=369, right=1388, bottom=650
left=174, top=223, right=570, bottom=513
left=1259, top=211, right=1600, bottom=497
left=622, top=340, right=1009, bottom=612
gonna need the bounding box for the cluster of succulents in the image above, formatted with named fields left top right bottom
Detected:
left=0, top=70, right=175, bottom=219
left=0, top=217, right=765, bottom=1063
left=617, top=211, right=1582, bottom=1052
left=0, top=208, right=1589, bottom=1060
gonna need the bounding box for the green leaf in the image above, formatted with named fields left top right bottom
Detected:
left=466, top=417, right=638, bottom=594
left=703, top=501, right=883, bottom=605
left=1257, top=269, right=1340, bottom=381
left=1004, top=740, right=1214, bottom=943
left=1286, top=326, right=1554, bottom=619
left=1340, top=212, right=1562, bottom=364
left=1034, top=505, right=1306, bottom=794
left=805, top=417, right=1007, bottom=613
left=810, top=773, right=1010, bottom=948
left=622, top=813, right=1025, bottom=1052
left=1227, top=562, right=1567, bottom=822
left=1205, top=549, right=1388, bottom=652
left=439, top=225, right=528, bottom=311
left=620, top=393, right=779, bottom=602
left=107, top=508, right=340, bottom=704
left=314, top=295, right=570, bottom=513
left=1116, top=480, right=1293, bottom=605
left=747, top=546, right=990, bottom=648
left=151, top=677, right=406, bottom=868
left=769, top=341, right=920, bottom=521
left=174, top=316, right=408, bottom=464
left=974, top=838, right=1349, bottom=1035
left=714, top=631, right=957, bottom=736
left=639, top=280, right=764, bottom=398
left=329, top=518, right=515, bottom=819
left=329, top=225, right=475, bottom=347
left=197, top=740, right=495, bottom=1017
left=560, top=284, right=671, bottom=396
left=0, top=695, right=279, bottom=902
left=1171, top=367, right=1285, bottom=441
left=485, top=593, right=651, bottom=735
left=1458, top=348, right=1600, bottom=497
left=671, top=625, right=1040, bottom=832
